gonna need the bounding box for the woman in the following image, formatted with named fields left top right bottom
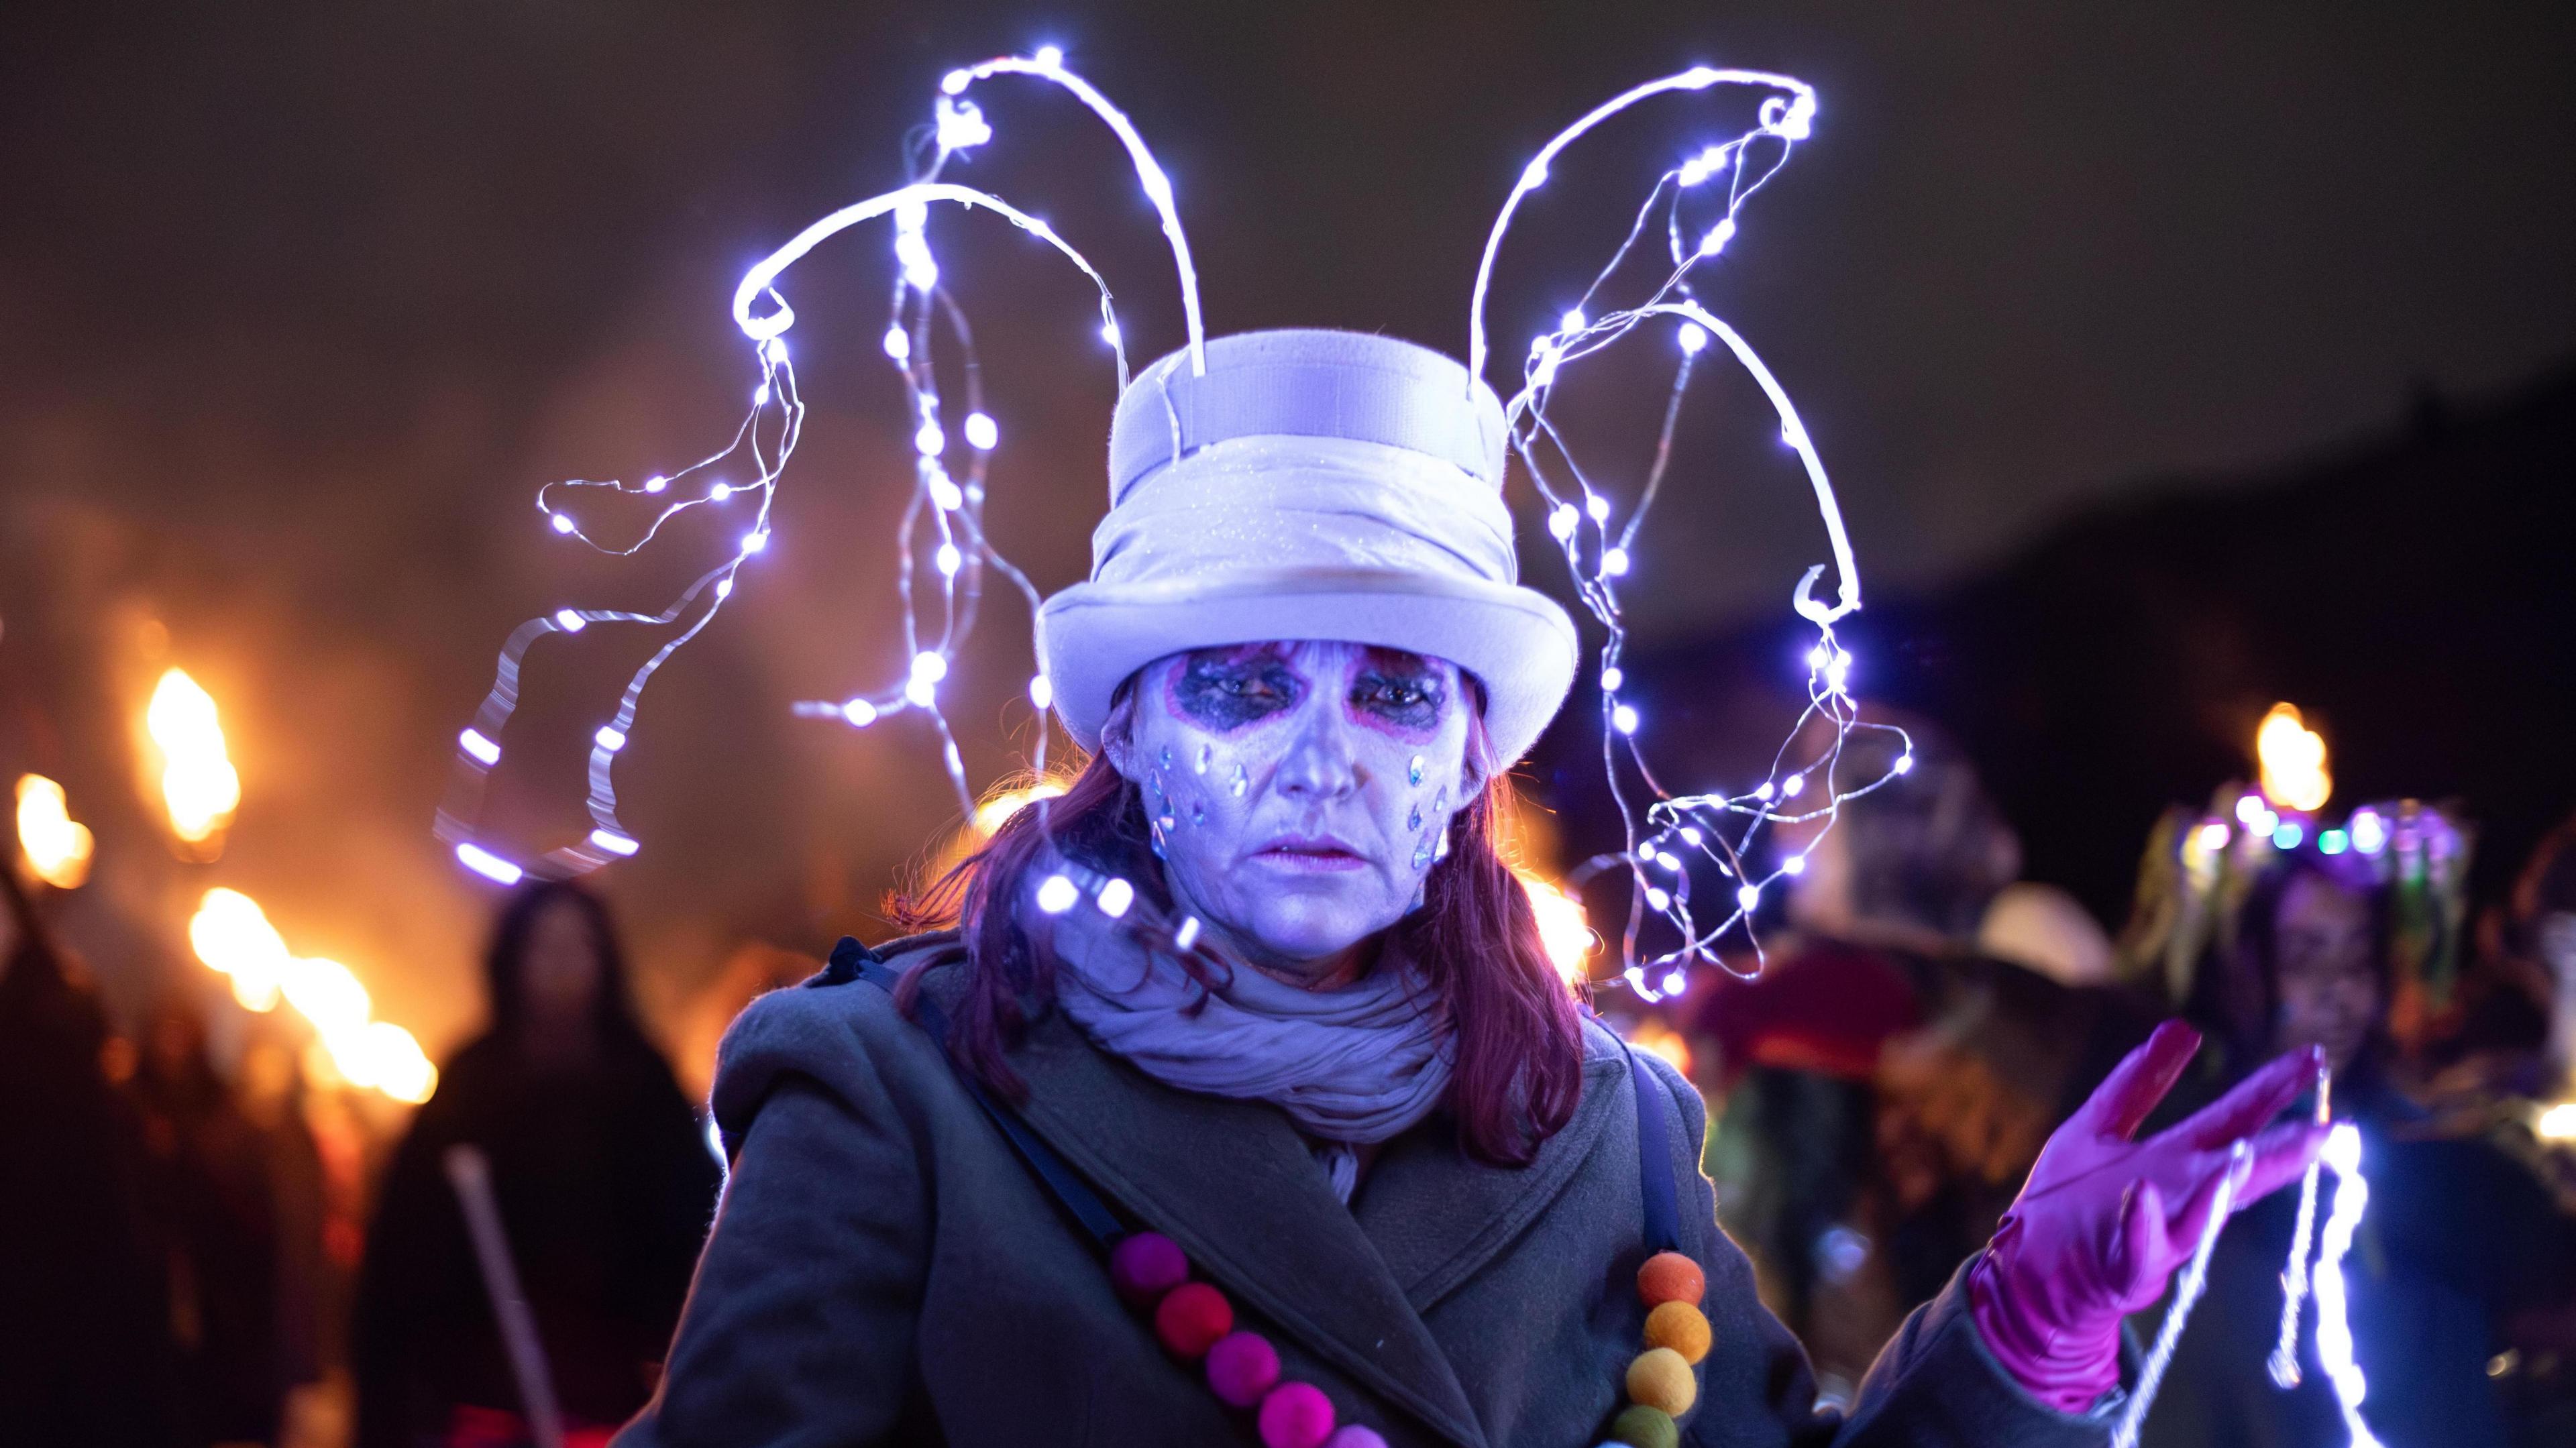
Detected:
left=2143, top=849, right=2576, bottom=1448
left=356, top=882, right=721, bottom=1448
left=619, top=330, right=2324, bottom=1447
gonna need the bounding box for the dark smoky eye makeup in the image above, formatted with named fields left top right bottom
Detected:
left=1170, top=650, right=1304, bottom=731
left=1348, top=667, right=1446, bottom=730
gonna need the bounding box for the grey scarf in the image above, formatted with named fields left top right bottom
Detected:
left=1040, top=893, right=1454, bottom=1202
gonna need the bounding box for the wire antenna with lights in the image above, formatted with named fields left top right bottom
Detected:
left=435, top=48, right=1196, bottom=884
left=1468, top=67, right=1912, bottom=999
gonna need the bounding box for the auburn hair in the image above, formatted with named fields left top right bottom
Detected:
left=894, top=692, right=1586, bottom=1167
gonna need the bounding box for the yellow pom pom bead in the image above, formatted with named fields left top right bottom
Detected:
left=1644, top=1300, right=1711, bottom=1364
left=1625, top=1346, right=1697, bottom=1416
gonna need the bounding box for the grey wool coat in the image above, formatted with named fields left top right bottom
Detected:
left=615, top=933, right=2113, bottom=1448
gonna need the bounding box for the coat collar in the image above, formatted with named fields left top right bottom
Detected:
left=904, top=943, right=1625, bottom=1448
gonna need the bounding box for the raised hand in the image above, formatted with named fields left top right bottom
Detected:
left=1967, top=1020, right=2330, bottom=1412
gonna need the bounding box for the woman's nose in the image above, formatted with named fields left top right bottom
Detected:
left=1273, top=704, right=1362, bottom=802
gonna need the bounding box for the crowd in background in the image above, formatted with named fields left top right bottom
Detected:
left=5, top=720, right=2576, bottom=1448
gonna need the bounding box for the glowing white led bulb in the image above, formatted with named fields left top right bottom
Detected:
left=1781, top=774, right=1805, bottom=798
left=963, top=412, right=999, bottom=450
left=1735, top=884, right=1762, bottom=911
left=1613, top=704, right=1640, bottom=734
left=709, top=482, right=733, bottom=502
left=1782, top=854, right=1807, bottom=876
left=1096, top=877, right=1135, bottom=918
left=643, top=475, right=668, bottom=494
left=1600, top=666, right=1624, bottom=691
left=456, top=843, right=524, bottom=886
left=1645, top=886, right=1672, bottom=911
left=594, top=726, right=627, bottom=753
left=741, top=530, right=769, bottom=554
left=1548, top=504, right=1580, bottom=540
left=554, top=610, right=587, bottom=632
left=841, top=698, right=878, bottom=728
left=1560, top=308, right=1587, bottom=333
left=459, top=729, right=501, bottom=767
left=549, top=513, right=575, bottom=535
left=588, top=828, right=640, bottom=857
left=1602, top=547, right=1631, bottom=575
left=883, top=326, right=912, bottom=360
left=1678, top=322, right=1709, bottom=355
left=914, top=423, right=945, bottom=456
left=935, top=543, right=963, bottom=575
left=1028, top=674, right=1053, bottom=710
left=1699, top=218, right=1737, bottom=256
left=1585, top=494, right=1611, bottom=522
left=1036, top=873, right=1079, bottom=913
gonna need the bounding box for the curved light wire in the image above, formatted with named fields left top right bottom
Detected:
left=1466, top=66, right=1814, bottom=386
left=943, top=52, right=1207, bottom=376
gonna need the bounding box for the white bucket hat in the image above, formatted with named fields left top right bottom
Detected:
left=1036, top=328, right=1579, bottom=766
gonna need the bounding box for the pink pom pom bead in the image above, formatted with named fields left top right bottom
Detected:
left=1320, top=1424, right=1385, bottom=1448
left=1108, top=1231, right=1189, bottom=1307
left=1258, top=1381, right=1340, bottom=1448
left=1206, top=1330, right=1282, bottom=1407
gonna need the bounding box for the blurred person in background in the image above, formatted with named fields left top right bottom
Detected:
left=1693, top=722, right=2161, bottom=1401
left=132, top=1003, right=313, bottom=1446
left=0, top=862, right=182, bottom=1447
left=2503, top=812, right=2576, bottom=1100
left=2142, top=846, right=2576, bottom=1448
left=353, top=881, right=720, bottom=1448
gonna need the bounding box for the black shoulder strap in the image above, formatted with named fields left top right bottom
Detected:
left=830, top=937, right=1126, bottom=1249
left=1627, top=1046, right=1684, bottom=1255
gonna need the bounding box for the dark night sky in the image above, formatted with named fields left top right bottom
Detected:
left=3, top=1, right=2571, bottom=1060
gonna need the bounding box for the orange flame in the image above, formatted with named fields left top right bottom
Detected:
left=1518, top=871, right=1599, bottom=988
left=187, top=887, right=436, bottom=1103
left=15, top=774, right=95, bottom=889
left=146, top=668, right=241, bottom=854
left=2257, top=702, right=2332, bottom=814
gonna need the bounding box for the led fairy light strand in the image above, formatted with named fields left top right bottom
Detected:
left=439, top=50, right=1203, bottom=883
left=2310, top=1123, right=2384, bottom=1448
left=2269, top=1066, right=2332, bottom=1388
left=1469, top=66, right=1911, bottom=997
left=2112, top=1139, right=2254, bottom=1448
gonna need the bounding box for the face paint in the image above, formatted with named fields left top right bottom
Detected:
left=1109, top=641, right=1479, bottom=981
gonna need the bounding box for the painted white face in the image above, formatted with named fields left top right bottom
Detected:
left=1106, top=641, right=1483, bottom=979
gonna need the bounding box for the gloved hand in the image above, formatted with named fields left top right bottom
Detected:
left=1968, top=1020, right=2328, bottom=1412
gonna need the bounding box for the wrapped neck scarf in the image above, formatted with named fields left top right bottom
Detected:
left=1038, top=893, right=1454, bottom=1203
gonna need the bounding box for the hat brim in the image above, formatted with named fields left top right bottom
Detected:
left=1037, top=567, right=1579, bottom=767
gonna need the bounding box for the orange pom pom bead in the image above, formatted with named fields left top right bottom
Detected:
left=1644, top=1300, right=1711, bottom=1364
left=1635, top=1251, right=1704, bottom=1308
left=1625, top=1346, right=1698, bottom=1416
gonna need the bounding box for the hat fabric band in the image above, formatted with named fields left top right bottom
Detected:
left=1110, top=331, right=1509, bottom=503
left=1091, top=435, right=1520, bottom=596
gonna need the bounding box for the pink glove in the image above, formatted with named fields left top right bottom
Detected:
left=1968, top=1021, right=2329, bottom=1412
